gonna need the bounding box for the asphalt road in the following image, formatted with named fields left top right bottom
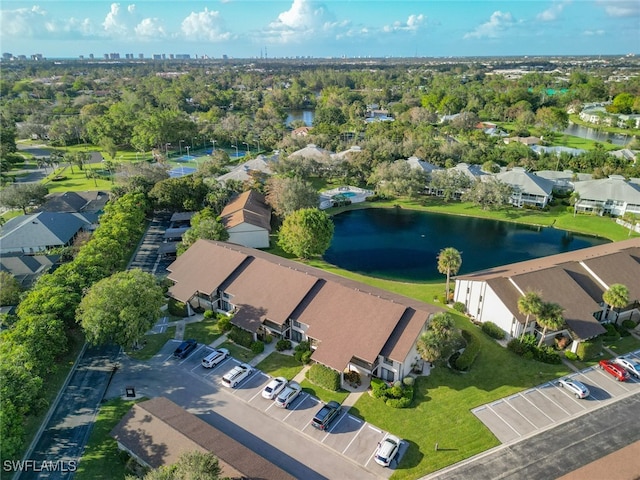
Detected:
left=424, top=391, right=640, bottom=480
left=16, top=344, right=121, bottom=480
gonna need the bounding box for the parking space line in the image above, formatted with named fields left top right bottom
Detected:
left=520, top=390, right=555, bottom=422
left=504, top=398, right=539, bottom=428
left=486, top=403, right=521, bottom=437
left=322, top=411, right=347, bottom=441
left=342, top=421, right=366, bottom=454
left=594, top=368, right=633, bottom=391
left=368, top=424, right=383, bottom=433
left=283, top=393, right=309, bottom=420
left=348, top=414, right=363, bottom=424
left=179, top=345, right=205, bottom=365
left=204, top=358, right=232, bottom=377
left=535, top=383, right=571, bottom=415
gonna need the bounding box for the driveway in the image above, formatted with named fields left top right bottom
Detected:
left=106, top=341, right=406, bottom=479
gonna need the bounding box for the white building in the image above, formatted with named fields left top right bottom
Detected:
left=220, top=190, right=271, bottom=249
left=573, top=175, right=640, bottom=217
left=494, top=167, right=555, bottom=208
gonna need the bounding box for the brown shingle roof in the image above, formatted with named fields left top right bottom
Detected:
left=166, top=241, right=248, bottom=302
left=221, top=256, right=319, bottom=332
left=110, top=397, right=295, bottom=480
left=294, top=281, right=408, bottom=370
left=167, top=240, right=442, bottom=371
left=221, top=190, right=271, bottom=231
left=581, top=249, right=640, bottom=301
left=512, top=266, right=606, bottom=339
left=380, top=308, right=430, bottom=362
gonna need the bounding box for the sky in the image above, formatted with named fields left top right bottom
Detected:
left=1, top=0, right=639, bottom=59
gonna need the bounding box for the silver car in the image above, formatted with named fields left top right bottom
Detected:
left=614, top=357, right=640, bottom=378
left=375, top=434, right=402, bottom=467
left=262, top=376, right=287, bottom=400
left=558, top=377, right=590, bottom=399
left=274, top=381, right=301, bottom=408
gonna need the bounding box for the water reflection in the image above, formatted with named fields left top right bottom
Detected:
left=323, top=208, right=608, bottom=282
left=563, top=123, right=630, bottom=146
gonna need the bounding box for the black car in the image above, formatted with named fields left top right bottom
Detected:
left=174, top=339, right=197, bottom=359
left=311, top=401, right=341, bottom=431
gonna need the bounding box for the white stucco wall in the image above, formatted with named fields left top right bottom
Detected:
left=227, top=224, right=270, bottom=248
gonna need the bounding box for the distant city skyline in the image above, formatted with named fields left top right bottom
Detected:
left=1, top=1, right=638, bottom=59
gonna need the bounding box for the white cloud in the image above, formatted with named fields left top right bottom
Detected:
left=263, top=0, right=340, bottom=43
left=135, top=18, right=166, bottom=39
left=180, top=8, right=232, bottom=42
left=463, top=11, right=514, bottom=39
left=102, top=3, right=136, bottom=36
left=383, top=14, right=426, bottom=33
left=536, top=1, right=571, bottom=21
left=596, top=0, right=640, bottom=17
left=0, top=5, right=98, bottom=39
left=583, top=29, right=605, bottom=36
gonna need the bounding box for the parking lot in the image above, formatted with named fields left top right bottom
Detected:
left=161, top=341, right=407, bottom=477
left=473, top=350, right=640, bottom=443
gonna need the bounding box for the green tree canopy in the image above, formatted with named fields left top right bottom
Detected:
left=76, top=269, right=164, bottom=348
left=265, top=176, right=318, bottom=217
left=517, top=291, right=543, bottom=340
left=461, top=178, right=512, bottom=210
left=602, top=283, right=630, bottom=321
left=277, top=208, right=334, bottom=259
left=416, top=312, right=460, bottom=364
left=129, top=451, right=221, bottom=480
left=368, top=160, right=428, bottom=197
left=536, top=302, right=565, bottom=347
left=0, top=183, right=49, bottom=214
left=0, top=271, right=22, bottom=306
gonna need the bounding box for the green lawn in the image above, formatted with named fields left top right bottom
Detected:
left=352, top=313, right=569, bottom=480
left=255, top=352, right=305, bottom=380
left=124, top=327, right=176, bottom=361
left=74, top=397, right=143, bottom=480
left=216, top=341, right=258, bottom=363
left=300, top=379, right=350, bottom=404
left=604, top=334, right=640, bottom=355
left=184, top=317, right=224, bottom=345
left=42, top=164, right=114, bottom=193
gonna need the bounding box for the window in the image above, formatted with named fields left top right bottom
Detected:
left=383, top=357, right=393, bottom=366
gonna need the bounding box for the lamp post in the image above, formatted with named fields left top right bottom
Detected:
left=255, top=137, right=261, bottom=153
left=210, top=139, right=216, bottom=153
left=243, top=141, right=249, bottom=155
left=179, top=139, right=184, bottom=156
left=231, top=144, right=239, bottom=157
left=165, top=143, right=171, bottom=156
left=186, top=146, right=190, bottom=158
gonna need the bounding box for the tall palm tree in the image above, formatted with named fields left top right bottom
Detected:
left=602, top=284, right=629, bottom=323
left=437, top=247, right=462, bottom=303
left=536, top=302, right=565, bottom=347
left=517, top=291, right=543, bottom=340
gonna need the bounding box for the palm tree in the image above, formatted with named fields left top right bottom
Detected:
left=602, top=284, right=629, bottom=323
left=517, top=291, right=543, bottom=340
left=437, top=247, right=462, bottom=303
left=536, top=302, right=565, bottom=347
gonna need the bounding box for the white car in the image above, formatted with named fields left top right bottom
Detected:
left=614, top=356, right=640, bottom=378
left=558, top=377, right=590, bottom=399
left=201, top=348, right=229, bottom=368
left=274, top=381, right=302, bottom=408
left=375, top=434, right=402, bottom=467
left=262, top=377, right=287, bottom=399
left=221, top=363, right=253, bottom=388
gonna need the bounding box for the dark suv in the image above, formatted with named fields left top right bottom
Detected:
left=174, top=339, right=197, bottom=359
left=311, top=401, right=341, bottom=431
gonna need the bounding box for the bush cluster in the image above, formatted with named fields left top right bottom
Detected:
left=217, top=316, right=231, bottom=332
left=564, top=351, right=578, bottom=361
left=228, top=326, right=253, bottom=348
left=203, top=310, right=215, bottom=319
left=507, top=335, right=562, bottom=364
left=371, top=378, right=413, bottom=408
left=481, top=321, right=505, bottom=340
left=250, top=341, right=265, bottom=354
left=275, top=339, right=292, bottom=351
left=455, top=330, right=480, bottom=371
left=168, top=298, right=188, bottom=317
left=452, top=301, right=466, bottom=313
left=344, top=370, right=361, bottom=386
left=294, top=341, right=312, bottom=364
left=622, top=319, right=637, bottom=330
left=602, top=323, right=620, bottom=341
left=308, top=364, right=340, bottom=391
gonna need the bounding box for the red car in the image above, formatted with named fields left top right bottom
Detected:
left=598, top=359, right=630, bottom=382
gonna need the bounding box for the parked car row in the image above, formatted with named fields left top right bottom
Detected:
left=599, top=359, right=630, bottom=382
left=174, top=340, right=403, bottom=468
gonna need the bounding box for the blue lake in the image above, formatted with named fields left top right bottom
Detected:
left=323, top=208, right=609, bottom=282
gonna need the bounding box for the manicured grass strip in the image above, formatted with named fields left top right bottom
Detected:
left=124, top=327, right=176, bottom=361
left=353, top=313, right=569, bottom=480
left=216, top=341, right=257, bottom=363
left=184, top=318, right=223, bottom=346
left=255, top=352, right=304, bottom=380
left=299, top=379, right=350, bottom=404
left=75, top=397, right=144, bottom=480
left=604, top=334, right=640, bottom=355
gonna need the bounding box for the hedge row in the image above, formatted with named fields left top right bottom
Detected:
left=307, top=364, right=341, bottom=391
left=507, top=335, right=562, bottom=364
left=455, top=330, right=480, bottom=371
left=228, top=326, right=253, bottom=348
left=481, top=321, right=505, bottom=340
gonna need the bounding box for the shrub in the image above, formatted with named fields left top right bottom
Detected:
left=455, top=330, right=481, bottom=371
left=393, top=381, right=402, bottom=388
left=300, top=350, right=313, bottom=364
left=228, top=326, right=253, bottom=348
left=217, top=316, right=231, bottom=332
left=371, top=378, right=388, bottom=399
left=622, top=319, right=637, bottom=330
left=386, top=396, right=412, bottom=408
left=602, top=323, right=620, bottom=340
left=452, top=301, right=466, bottom=313
left=402, top=376, right=414, bottom=386
left=576, top=338, right=602, bottom=360
left=251, top=341, right=265, bottom=354
left=481, top=322, right=505, bottom=340
left=203, top=310, right=215, bottom=319
left=507, top=334, right=561, bottom=364
left=308, top=364, right=340, bottom=391
left=293, top=341, right=312, bottom=363
left=564, top=351, right=578, bottom=361
left=344, top=370, right=361, bottom=386
left=276, top=339, right=292, bottom=351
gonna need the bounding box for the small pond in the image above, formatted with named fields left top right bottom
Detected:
left=323, top=208, right=609, bottom=282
